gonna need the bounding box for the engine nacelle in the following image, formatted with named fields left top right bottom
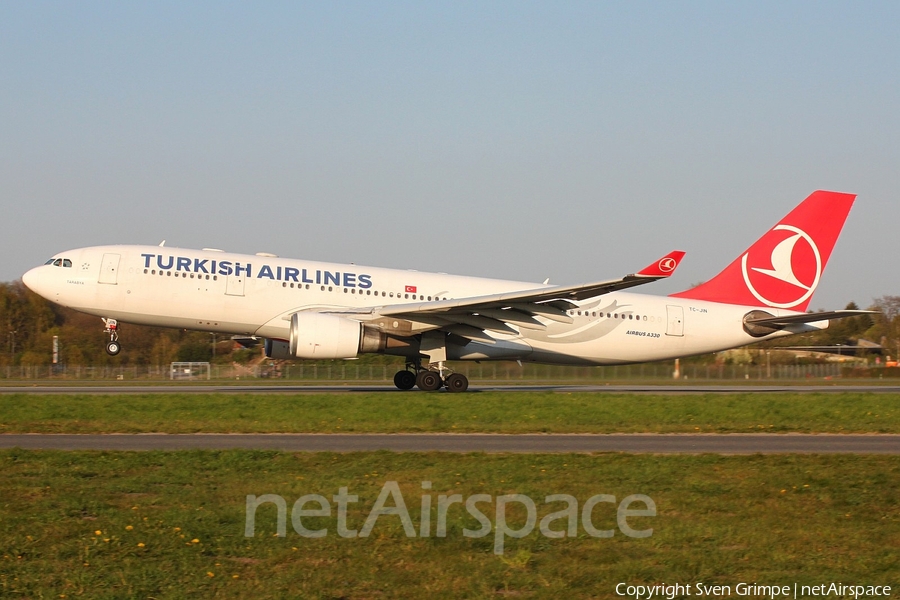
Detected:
left=290, top=312, right=362, bottom=359
left=264, top=339, right=293, bottom=360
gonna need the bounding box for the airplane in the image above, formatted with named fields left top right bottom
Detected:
left=22, top=190, right=871, bottom=392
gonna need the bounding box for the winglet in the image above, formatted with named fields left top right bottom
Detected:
left=635, top=250, right=686, bottom=278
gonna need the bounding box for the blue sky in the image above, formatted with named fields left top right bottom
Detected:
left=1, top=1, right=898, bottom=309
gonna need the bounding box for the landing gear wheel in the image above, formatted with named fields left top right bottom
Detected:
left=102, top=318, right=120, bottom=357
left=445, top=373, right=469, bottom=393
left=416, top=370, right=443, bottom=391
left=393, top=370, right=416, bottom=390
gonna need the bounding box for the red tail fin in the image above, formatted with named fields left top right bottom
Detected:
left=670, top=190, right=856, bottom=311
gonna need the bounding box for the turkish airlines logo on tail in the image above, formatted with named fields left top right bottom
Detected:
left=657, top=257, right=677, bottom=273
left=740, top=224, right=822, bottom=309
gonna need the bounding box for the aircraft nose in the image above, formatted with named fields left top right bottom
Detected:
left=22, top=267, right=43, bottom=294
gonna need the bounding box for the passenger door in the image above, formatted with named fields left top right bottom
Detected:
left=225, top=271, right=246, bottom=296
left=666, top=305, right=684, bottom=337
left=98, top=253, right=120, bottom=285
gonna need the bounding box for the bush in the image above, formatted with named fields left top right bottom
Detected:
left=841, top=367, right=900, bottom=378
left=176, top=340, right=213, bottom=362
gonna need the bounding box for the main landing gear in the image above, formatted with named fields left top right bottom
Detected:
left=393, top=369, right=416, bottom=390
left=416, top=370, right=442, bottom=391
left=103, top=318, right=121, bottom=356
left=392, top=360, right=469, bottom=392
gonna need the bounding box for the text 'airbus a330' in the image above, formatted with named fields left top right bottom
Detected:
left=23, top=190, right=869, bottom=392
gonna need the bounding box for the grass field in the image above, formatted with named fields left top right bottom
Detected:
left=2, top=391, right=898, bottom=598
left=0, top=391, right=898, bottom=433
left=1, top=450, right=898, bottom=599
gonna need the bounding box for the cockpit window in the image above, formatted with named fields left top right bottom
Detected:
left=63, top=259, right=72, bottom=268
left=53, top=259, right=62, bottom=267
left=46, top=258, right=72, bottom=267
left=45, top=258, right=55, bottom=265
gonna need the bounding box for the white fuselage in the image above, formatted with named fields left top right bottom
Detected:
left=23, top=245, right=819, bottom=365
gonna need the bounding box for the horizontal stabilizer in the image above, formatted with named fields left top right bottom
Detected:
left=745, top=310, right=877, bottom=327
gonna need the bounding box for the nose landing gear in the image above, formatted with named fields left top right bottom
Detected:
left=103, top=318, right=121, bottom=356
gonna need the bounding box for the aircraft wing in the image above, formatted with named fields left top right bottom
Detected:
left=331, top=251, right=685, bottom=340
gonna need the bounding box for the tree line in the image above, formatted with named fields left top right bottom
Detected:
left=2, top=280, right=899, bottom=367
left=0, top=281, right=231, bottom=367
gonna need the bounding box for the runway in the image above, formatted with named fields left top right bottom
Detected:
left=2, top=433, right=899, bottom=453
left=1, top=384, right=899, bottom=394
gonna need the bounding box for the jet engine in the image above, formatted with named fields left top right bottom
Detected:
left=289, top=312, right=364, bottom=359
left=266, top=313, right=413, bottom=360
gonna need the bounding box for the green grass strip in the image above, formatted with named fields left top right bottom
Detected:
left=0, top=450, right=897, bottom=598
left=0, top=391, right=898, bottom=433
